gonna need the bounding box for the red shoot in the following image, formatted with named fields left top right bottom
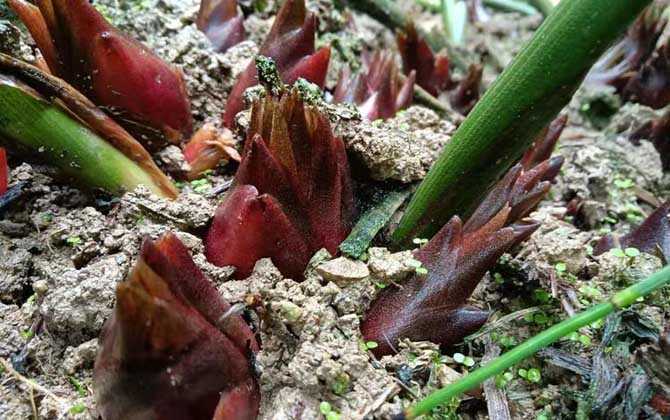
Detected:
left=9, top=0, right=193, bottom=144
left=362, top=121, right=565, bottom=355
left=94, top=233, right=259, bottom=420
left=631, top=109, right=670, bottom=170
left=396, top=23, right=452, bottom=97
left=333, top=51, right=415, bottom=121
left=222, top=0, right=331, bottom=127
left=207, top=90, right=354, bottom=280
left=197, top=0, right=246, bottom=53
left=395, top=24, right=482, bottom=114
left=622, top=43, right=670, bottom=109
left=464, top=156, right=564, bottom=234
left=362, top=210, right=540, bottom=355
left=449, top=64, right=483, bottom=115
left=520, top=115, right=568, bottom=169
left=588, top=6, right=670, bottom=109
left=594, top=201, right=670, bottom=261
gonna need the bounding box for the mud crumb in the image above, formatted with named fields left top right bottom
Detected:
left=338, top=106, right=458, bottom=182
left=317, top=257, right=370, bottom=285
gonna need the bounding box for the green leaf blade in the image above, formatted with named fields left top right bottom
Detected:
left=0, top=83, right=167, bottom=197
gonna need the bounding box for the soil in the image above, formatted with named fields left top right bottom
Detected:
left=1, top=1, right=670, bottom=419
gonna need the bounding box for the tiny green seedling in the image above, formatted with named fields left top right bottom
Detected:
left=526, top=368, right=542, bottom=383
left=624, top=247, right=640, bottom=257
left=412, top=237, right=429, bottom=246
left=331, top=373, right=350, bottom=396
left=69, top=404, right=86, bottom=415
left=407, top=258, right=429, bottom=275
left=363, top=340, right=379, bottom=351
left=554, top=262, right=577, bottom=283
left=497, top=335, right=518, bottom=349
left=578, top=285, right=603, bottom=301
left=66, top=236, right=83, bottom=247
left=518, top=367, right=542, bottom=383
left=453, top=352, right=475, bottom=367
left=190, top=178, right=212, bottom=194
left=613, top=178, right=634, bottom=189
left=41, top=212, right=53, bottom=224
left=611, top=248, right=625, bottom=258
left=610, top=247, right=642, bottom=263
left=69, top=376, right=87, bottom=397
left=534, top=289, right=552, bottom=303
left=525, top=311, right=552, bottom=326
left=319, top=401, right=341, bottom=420
left=495, top=370, right=515, bottom=389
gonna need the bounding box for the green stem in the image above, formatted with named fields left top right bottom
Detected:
left=415, top=0, right=440, bottom=11
left=345, top=0, right=407, bottom=32
left=345, top=0, right=467, bottom=70
left=441, top=0, right=467, bottom=47
left=418, top=0, right=538, bottom=15
left=392, top=0, right=652, bottom=246
left=414, top=84, right=451, bottom=116
left=485, top=0, right=538, bottom=15
left=403, top=264, right=670, bottom=419
left=0, top=83, right=167, bottom=197
left=528, top=0, right=554, bottom=16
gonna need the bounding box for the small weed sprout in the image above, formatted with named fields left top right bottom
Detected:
left=554, top=261, right=577, bottom=283
left=406, top=258, right=428, bottom=275
left=190, top=178, right=212, bottom=194
left=495, top=370, right=515, bottom=389
left=518, top=367, right=542, bottom=383
left=319, top=401, right=341, bottom=420
left=66, top=236, right=83, bottom=247
left=69, top=404, right=86, bottom=415
left=360, top=340, right=379, bottom=352
left=69, top=376, right=87, bottom=397
left=453, top=352, right=475, bottom=367
left=412, top=237, right=429, bottom=246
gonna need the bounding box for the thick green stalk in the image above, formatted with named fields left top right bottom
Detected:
left=528, top=0, right=554, bottom=16
left=392, top=0, right=652, bottom=246
left=345, top=0, right=407, bottom=32
left=345, top=0, right=467, bottom=70
left=0, top=83, right=167, bottom=197
left=441, top=0, right=467, bottom=46
left=402, top=264, right=670, bottom=419
left=418, top=0, right=538, bottom=16
left=486, top=0, right=538, bottom=15
left=415, top=0, right=439, bottom=10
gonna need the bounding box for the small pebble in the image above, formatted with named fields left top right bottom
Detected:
left=317, top=257, right=370, bottom=285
